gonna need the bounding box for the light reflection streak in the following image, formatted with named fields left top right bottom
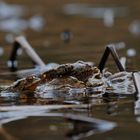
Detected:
left=0, top=105, right=116, bottom=140
left=63, top=4, right=128, bottom=27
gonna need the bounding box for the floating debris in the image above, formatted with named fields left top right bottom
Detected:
left=63, top=4, right=128, bottom=27
left=127, top=48, right=136, bottom=57
left=60, top=29, right=73, bottom=43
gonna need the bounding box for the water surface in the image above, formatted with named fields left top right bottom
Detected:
left=0, top=0, right=140, bottom=140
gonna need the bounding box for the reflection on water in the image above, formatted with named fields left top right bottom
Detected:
left=0, top=15, right=45, bottom=33
left=0, top=81, right=139, bottom=140
left=0, top=106, right=116, bottom=140
left=0, top=1, right=25, bottom=19
left=114, top=42, right=126, bottom=50
left=63, top=4, right=128, bottom=27
left=0, top=1, right=45, bottom=33
left=0, top=0, right=140, bottom=140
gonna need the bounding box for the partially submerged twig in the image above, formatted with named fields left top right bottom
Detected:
left=132, top=72, right=140, bottom=95
left=120, top=57, right=126, bottom=70
left=8, top=36, right=125, bottom=74
left=8, top=36, right=45, bottom=71
left=98, top=44, right=125, bottom=72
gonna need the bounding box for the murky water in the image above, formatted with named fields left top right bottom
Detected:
left=0, top=0, right=140, bottom=140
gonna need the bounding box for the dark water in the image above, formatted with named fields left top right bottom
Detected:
left=0, top=0, right=140, bottom=140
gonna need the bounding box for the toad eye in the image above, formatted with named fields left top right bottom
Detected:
left=42, top=74, right=47, bottom=78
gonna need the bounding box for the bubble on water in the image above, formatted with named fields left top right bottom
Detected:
left=127, top=48, right=136, bottom=57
